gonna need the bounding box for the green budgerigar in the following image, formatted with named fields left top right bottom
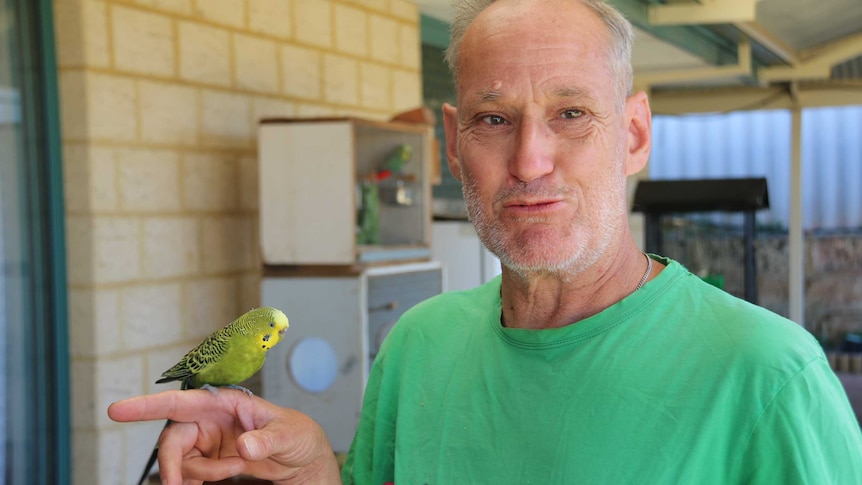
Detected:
left=136, top=306, right=290, bottom=485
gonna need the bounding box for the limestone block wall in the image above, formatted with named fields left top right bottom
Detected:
left=661, top=232, right=862, bottom=349
left=803, top=234, right=862, bottom=349
left=52, top=0, right=422, bottom=483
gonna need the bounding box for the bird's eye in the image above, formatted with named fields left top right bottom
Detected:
left=269, top=322, right=275, bottom=328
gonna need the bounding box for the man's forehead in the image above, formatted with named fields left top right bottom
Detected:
left=454, top=0, right=615, bottom=105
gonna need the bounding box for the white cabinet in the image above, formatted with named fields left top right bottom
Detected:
left=258, top=117, right=433, bottom=265
left=260, top=261, right=442, bottom=453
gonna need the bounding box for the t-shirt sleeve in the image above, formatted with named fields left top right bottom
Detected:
left=738, top=357, right=862, bottom=484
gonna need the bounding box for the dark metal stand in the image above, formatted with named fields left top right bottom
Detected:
left=633, top=178, right=769, bottom=304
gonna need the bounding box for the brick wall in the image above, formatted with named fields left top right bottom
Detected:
left=53, top=0, right=422, bottom=483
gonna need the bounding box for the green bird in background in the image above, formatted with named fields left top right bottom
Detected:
left=382, top=143, right=412, bottom=173
left=136, top=306, right=290, bottom=485
left=374, top=143, right=413, bottom=181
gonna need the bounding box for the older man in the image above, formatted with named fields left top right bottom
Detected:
left=110, top=1, right=862, bottom=484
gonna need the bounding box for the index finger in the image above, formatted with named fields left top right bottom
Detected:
left=107, top=389, right=241, bottom=423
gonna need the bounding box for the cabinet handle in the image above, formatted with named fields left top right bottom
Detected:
left=369, top=301, right=399, bottom=312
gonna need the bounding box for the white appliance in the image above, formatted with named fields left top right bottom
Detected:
left=261, top=261, right=443, bottom=453
left=431, top=220, right=501, bottom=292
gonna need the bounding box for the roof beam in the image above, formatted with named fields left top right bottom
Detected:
left=648, top=79, right=862, bottom=114
left=758, top=32, right=862, bottom=82
left=613, top=0, right=741, bottom=67
left=648, top=0, right=757, bottom=26
left=801, top=31, right=862, bottom=68
left=635, top=37, right=751, bottom=87
left=733, top=21, right=800, bottom=66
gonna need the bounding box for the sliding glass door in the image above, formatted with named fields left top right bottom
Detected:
left=1, top=0, right=69, bottom=482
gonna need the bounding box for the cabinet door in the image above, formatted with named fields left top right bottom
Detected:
left=366, top=266, right=444, bottom=370
left=260, top=276, right=365, bottom=453
left=259, top=121, right=356, bottom=264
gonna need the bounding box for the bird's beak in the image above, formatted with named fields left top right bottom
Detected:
left=279, top=327, right=288, bottom=336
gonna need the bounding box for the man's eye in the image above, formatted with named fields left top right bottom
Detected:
left=481, top=114, right=507, bottom=126
left=561, top=109, right=583, bottom=119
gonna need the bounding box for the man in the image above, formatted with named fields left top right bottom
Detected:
left=109, top=1, right=862, bottom=483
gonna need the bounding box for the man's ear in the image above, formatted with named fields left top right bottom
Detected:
left=441, top=103, right=463, bottom=182
left=624, top=91, right=652, bottom=176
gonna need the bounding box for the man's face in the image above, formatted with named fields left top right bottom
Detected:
left=443, top=0, right=648, bottom=277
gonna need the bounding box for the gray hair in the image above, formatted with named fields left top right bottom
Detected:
left=444, top=0, right=635, bottom=105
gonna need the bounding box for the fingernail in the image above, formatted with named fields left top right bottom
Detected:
left=243, top=436, right=260, bottom=459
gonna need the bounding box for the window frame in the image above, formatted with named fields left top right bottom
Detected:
left=2, top=0, right=70, bottom=482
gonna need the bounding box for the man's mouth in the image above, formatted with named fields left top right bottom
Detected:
left=505, top=199, right=559, bottom=208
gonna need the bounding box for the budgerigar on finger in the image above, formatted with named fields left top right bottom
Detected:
left=136, top=306, right=290, bottom=485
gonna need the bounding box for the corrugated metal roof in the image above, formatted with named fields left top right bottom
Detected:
left=833, top=56, right=862, bottom=79
left=650, top=105, right=862, bottom=231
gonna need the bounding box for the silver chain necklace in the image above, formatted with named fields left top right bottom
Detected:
left=635, top=253, right=653, bottom=291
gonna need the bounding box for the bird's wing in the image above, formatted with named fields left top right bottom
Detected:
left=155, top=329, right=230, bottom=384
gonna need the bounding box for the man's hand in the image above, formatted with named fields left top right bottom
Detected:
left=108, top=389, right=342, bottom=485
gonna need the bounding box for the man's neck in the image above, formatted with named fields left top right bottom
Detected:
left=499, top=246, right=658, bottom=330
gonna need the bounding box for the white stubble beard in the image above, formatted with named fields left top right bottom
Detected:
left=459, top=150, right=626, bottom=281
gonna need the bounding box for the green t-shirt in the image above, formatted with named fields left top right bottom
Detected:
left=342, top=257, right=862, bottom=484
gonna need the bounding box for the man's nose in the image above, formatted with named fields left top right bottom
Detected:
left=509, top=118, right=555, bottom=183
